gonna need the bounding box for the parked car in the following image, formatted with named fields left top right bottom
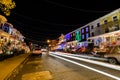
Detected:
left=32, top=47, right=42, bottom=56
left=104, top=45, right=120, bottom=64
left=41, top=49, right=47, bottom=52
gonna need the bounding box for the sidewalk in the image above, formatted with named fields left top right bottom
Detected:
left=0, top=53, right=30, bottom=80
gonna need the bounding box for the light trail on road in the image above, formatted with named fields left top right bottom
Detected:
left=49, top=52, right=120, bottom=80
left=55, top=52, right=108, bottom=61
left=49, top=52, right=120, bottom=71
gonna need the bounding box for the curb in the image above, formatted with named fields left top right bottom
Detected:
left=4, top=54, right=31, bottom=80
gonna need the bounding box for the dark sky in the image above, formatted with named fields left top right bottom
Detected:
left=4, top=0, right=120, bottom=44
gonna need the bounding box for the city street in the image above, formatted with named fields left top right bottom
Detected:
left=11, top=52, right=120, bottom=80
left=1, top=1, right=120, bottom=80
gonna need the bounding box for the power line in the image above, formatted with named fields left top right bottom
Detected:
left=8, top=17, right=77, bottom=33
left=11, top=12, right=81, bottom=27
left=45, top=0, right=113, bottom=13
left=7, top=18, right=60, bottom=40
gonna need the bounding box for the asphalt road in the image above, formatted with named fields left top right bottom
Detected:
left=12, top=52, right=120, bottom=80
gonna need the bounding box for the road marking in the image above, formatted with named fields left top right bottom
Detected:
left=50, top=53, right=120, bottom=80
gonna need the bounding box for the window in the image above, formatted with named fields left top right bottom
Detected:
left=91, top=25, right=94, bottom=29
left=97, top=23, right=100, bottom=27
left=113, top=16, right=118, bottom=22
left=75, top=31, right=81, bottom=41
left=82, top=29, right=84, bottom=33
left=3, top=23, right=9, bottom=33
left=86, top=33, right=89, bottom=38
left=86, top=27, right=88, bottom=32
left=97, top=30, right=101, bottom=35
left=114, top=24, right=119, bottom=31
left=104, top=20, right=108, bottom=24
left=105, top=28, right=109, bottom=33
left=82, top=34, right=84, bottom=39
left=73, top=32, right=75, bottom=36
left=91, top=32, right=94, bottom=36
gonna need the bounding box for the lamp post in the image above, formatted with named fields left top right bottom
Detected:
left=46, top=39, right=51, bottom=50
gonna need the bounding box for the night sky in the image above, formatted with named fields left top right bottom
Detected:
left=3, top=0, right=120, bottom=44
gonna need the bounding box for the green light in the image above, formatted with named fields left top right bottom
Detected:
left=75, top=31, right=81, bottom=41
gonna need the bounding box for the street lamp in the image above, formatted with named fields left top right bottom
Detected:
left=46, top=39, right=51, bottom=51
left=47, top=39, right=50, bottom=43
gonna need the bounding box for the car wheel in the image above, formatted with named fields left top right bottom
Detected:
left=108, top=58, right=118, bottom=64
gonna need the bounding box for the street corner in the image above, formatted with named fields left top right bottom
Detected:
left=22, top=71, right=53, bottom=80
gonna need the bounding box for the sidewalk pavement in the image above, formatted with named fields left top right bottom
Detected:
left=0, top=53, right=30, bottom=80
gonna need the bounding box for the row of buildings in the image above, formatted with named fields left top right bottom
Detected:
left=0, top=15, right=30, bottom=59
left=55, top=8, right=120, bottom=51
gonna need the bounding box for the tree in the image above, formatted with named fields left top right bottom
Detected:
left=0, top=0, right=16, bottom=16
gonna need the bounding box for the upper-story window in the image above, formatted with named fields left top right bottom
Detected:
left=86, top=27, right=88, bottom=32
left=113, top=16, right=118, bottom=22
left=91, top=32, right=94, bottom=36
left=86, top=33, right=89, bottom=39
left=114, top=24, right=119, bottom=31
left=104, top=20, right=108, bottom=24
left=97, top=23, right=100, bottom=27
left=73, top=32, right=75, bottom=36
left=82, top=34, right=84, bottom=39
left=97, top=30, right=101, bottom=35
left=91, top=25, right=94, bottom=29
left=105, top=27, right=109, bottom=33
left=82, top=29, right=84, bottom=33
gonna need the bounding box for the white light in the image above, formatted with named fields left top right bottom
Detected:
left=49, top=52, right=120, bottom=71
left=49, top=53, right=120, bottom=80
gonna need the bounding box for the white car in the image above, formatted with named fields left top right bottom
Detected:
left=104, top=45, right=120, bottom=64
left=41, top=49, right=47, bottom=52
